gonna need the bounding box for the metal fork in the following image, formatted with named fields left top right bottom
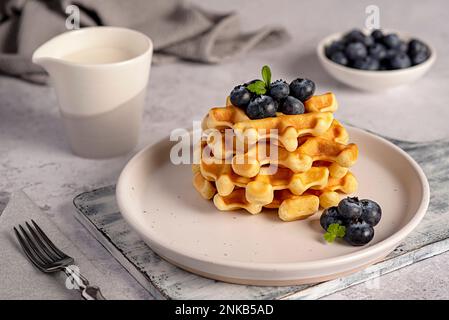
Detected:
left=14, top=220, right=106, bottom=300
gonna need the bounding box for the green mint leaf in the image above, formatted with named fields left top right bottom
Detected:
left=261, top=65, right=271, bottom=88
left=324, top=232, right=336, bottom=243
left=324, top=223, right=345, bottom=243
left=246, top=80, right=267, bottom=95
left=327, top=223, right=339, bottom=234
left=336, top=225, right=346, bottom=238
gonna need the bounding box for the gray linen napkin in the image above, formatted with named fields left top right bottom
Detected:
left=0, top=0, right=289, bottom=84
left=0, top=190, right=138, bottom=300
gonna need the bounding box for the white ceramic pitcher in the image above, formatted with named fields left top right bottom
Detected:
left=32, top=27, right=153, bottom=158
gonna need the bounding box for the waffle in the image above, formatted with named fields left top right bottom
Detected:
left=213, top=188, right=264, bottom=215
left=304, top=92, right=338, bottom=113
left=232, top=112, right=334, bottom=152
left=193, top=90, right=358, bottom=222
left=214, top=188, right=320, bottom=221
left=265, top=171, right=357, bottom=210
left=199, top=144, right=329, bottom=200
left=200, top=146, right=357, bottom=212
left=204, top=92, right=337, bottom=130
left=245, top=167, right=329, bottom=205
left=231, top=136, right=357, bottom=178
left=321, top=119, right=349, bottom=144
left=205, top=118, right=349, bottom=162
left=204, top=105, right=249, bottom=130
left=193, top=170, right=216, bottom=200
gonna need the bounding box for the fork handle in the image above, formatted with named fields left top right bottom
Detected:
left=81, top=285, right=106, bottom=300
left=64, top=266, right=106, bottom=300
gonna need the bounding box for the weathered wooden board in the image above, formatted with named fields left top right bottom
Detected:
left=73, top=137, right=449, bottom=300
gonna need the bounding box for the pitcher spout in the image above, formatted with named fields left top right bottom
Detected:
left=32, top=55, right=58, bottom=69
left=31, top=42, right=66, bottom=75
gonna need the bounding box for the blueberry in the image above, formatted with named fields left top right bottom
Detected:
left=398, top=41, right=408, bottom=53
left=385, top=49, right=399, bottom=59
left=369, top=43, right=387, bottom=60
left=363, top=35, right=375, bottom=47
left=381, top=49, right=400, bottom=69
left=337, top=197, right=362, bottom=220
left=352, top=56, right=380, bottom=70
left=289, top=78, right=315, bottom=102
left=343, top=29, right=373, bottom=47
left=360, top=199, right=382, bottom=227
left=345, top=42, right=367, bottom=61
left=280, top=96, right=304, bottom=115
left=344, top=220, right=374, bottom=246
left=410, top=50, right=429, bottom=65
left=389, top=52, right=412, bottom=69
left=325, top=40, right=345, bottom=58
left=408, top=39, right=429, bottom=56
left=320, top=206, right=344, bottom=231
left=371, top=29, right=383, bottom=42
left=230, top=85, right=251, bottom=108
left=382, top=33, right=401, bottom=49
left=330, top=51, right=348, bottom=66
left=269, top=80, right=289, bottom=101
left=246, top=95, right=277, bottom=119
left=343, top=29, right=366, bottom=44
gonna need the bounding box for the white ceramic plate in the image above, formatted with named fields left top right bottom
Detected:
left=117, top=127, right=429, bottom=285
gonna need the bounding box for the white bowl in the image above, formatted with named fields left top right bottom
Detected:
left=317, top=31, right=436, bottom=91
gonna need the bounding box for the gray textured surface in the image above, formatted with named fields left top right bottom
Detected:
left=0, top=190, right=143, bottom=299
left=0, top=0, right=449, bottom=299
left=72, top=137, right=449, bottom=300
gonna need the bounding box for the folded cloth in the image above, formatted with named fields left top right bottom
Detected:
left=0, top=190, right=144, bottom=299
left=0, top=0, right=289, bottom=84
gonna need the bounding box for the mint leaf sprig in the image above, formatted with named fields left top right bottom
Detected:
left=246, top=65, right=272, bottom=95
left=246, top=80, right=266, bottom=95
left=324, top=223, right=346, bottom=243
left=261, top=65, right=271, bottom=88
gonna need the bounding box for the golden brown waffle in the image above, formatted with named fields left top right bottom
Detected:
left=245, top=167, right=328, bottom=205
left=265, top=189, right=338, bottom=212
left=298, top=136, right=358, bottom=167
left=196, top=163, right=357, bottom=220
left=213, top=188, right=263, bottom=215
left=231, top=142, right=313, bottom=178
left=204, top=105, right=249, bottom=130
left=214, top=188, right=320, bottom=221
left=204, top=92, right=338, bottom=130
left=304, top=92, right=338, bottom=113
left=192, top=169, right=216, bottom=200
left=232, top=112, right=334, bottom=152
left=231, top=136, right=358, bottom=178
left=321, top=119, right=349, bottom=144
left=199, top=145, right=329, bottom=199
left=193, top=90, right=358, bottom=222
left=314, top=171, right=358, bottom=194
left=205, top=117, right=349, bottom=164
left=265, top=171, right=358, bottom=210
left=310, top=171, right=358, bottom=208
left=313, top=161, right=348, bottom=179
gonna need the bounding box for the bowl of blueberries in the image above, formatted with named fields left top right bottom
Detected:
left=317, top=28, right=436, bottom=91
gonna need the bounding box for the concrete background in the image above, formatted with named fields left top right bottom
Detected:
left=1, top=0, right=448, bottom=299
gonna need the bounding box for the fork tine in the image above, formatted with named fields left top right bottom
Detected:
left=18, top=225, right=52, bottom=265
left=25, top=222, right=60, bottom=262
left=14, top=227, right=46, bottom=272
left=31, top=220, right=68, bottom=259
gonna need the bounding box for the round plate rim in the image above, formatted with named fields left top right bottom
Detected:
left=116, top=126, right=430, bottom=272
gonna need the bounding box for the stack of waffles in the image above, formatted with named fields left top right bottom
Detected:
left=192, top=92, right=359, bottom=222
